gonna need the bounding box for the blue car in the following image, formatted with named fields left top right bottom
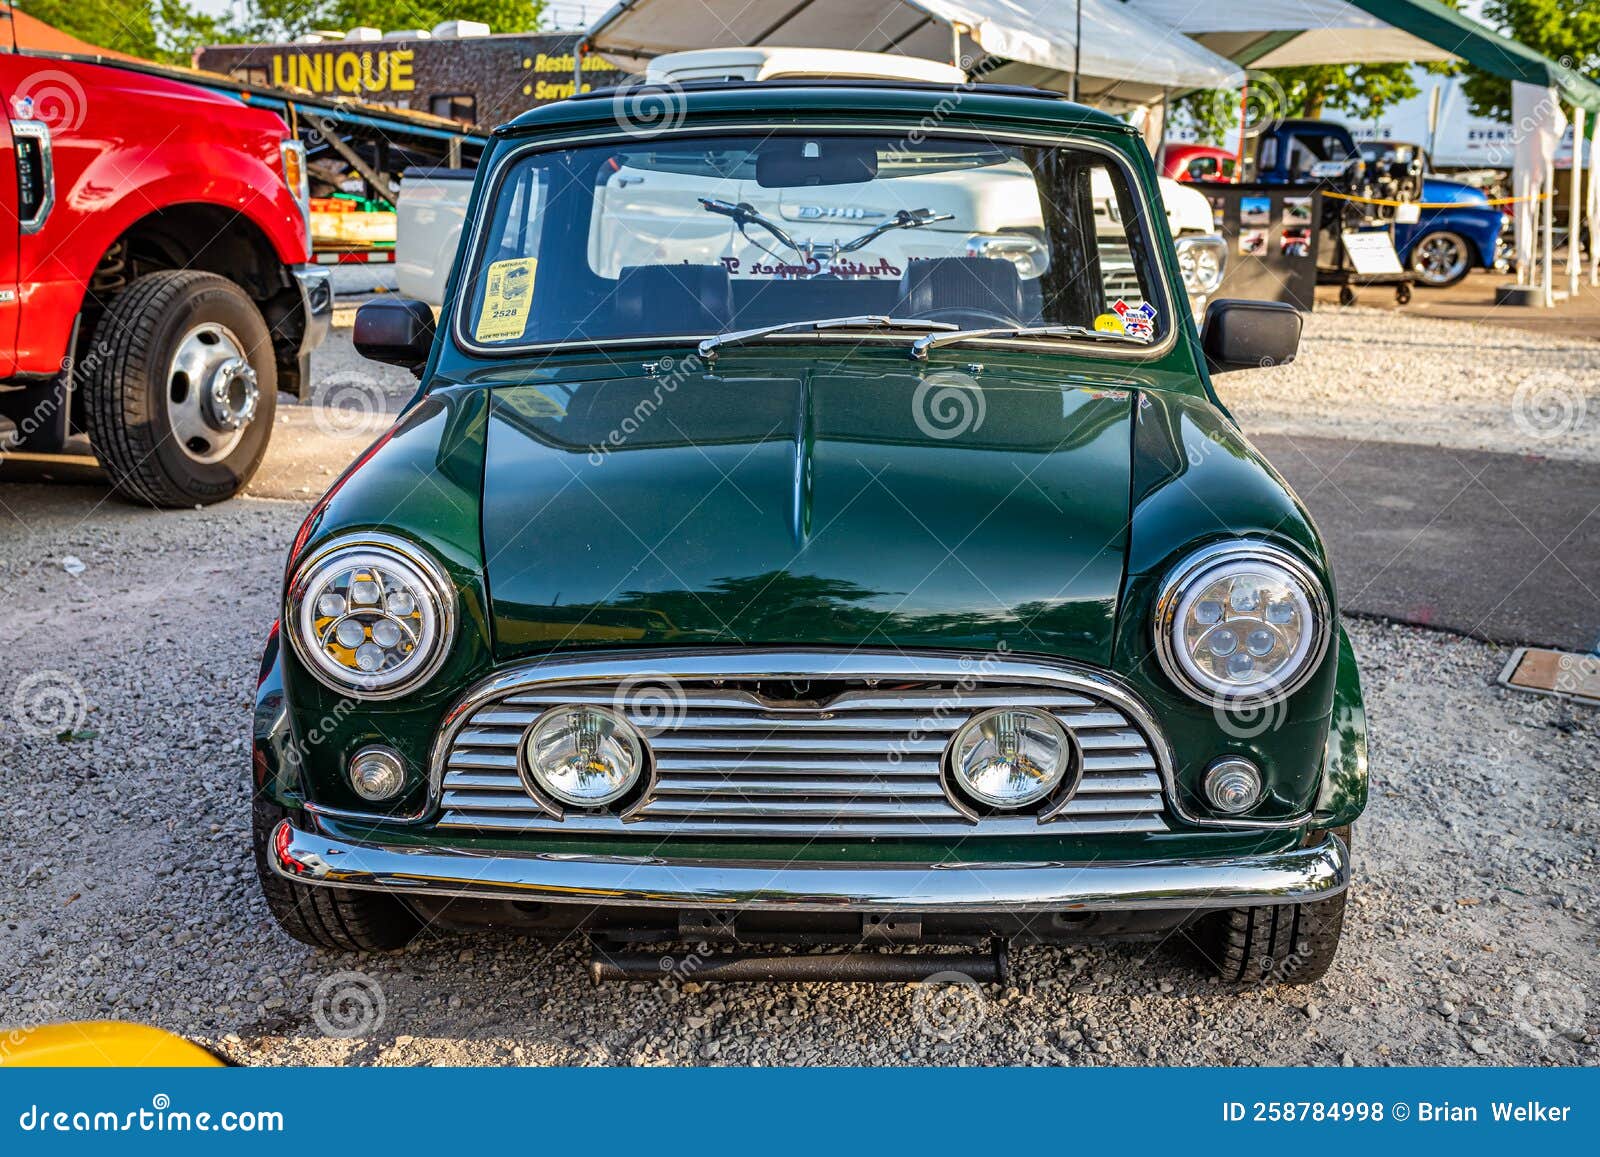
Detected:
left=1360, top=141, right=1506, bottom=287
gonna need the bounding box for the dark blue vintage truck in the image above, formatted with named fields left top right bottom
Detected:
left=1253, top=119, right=1505, bottom=288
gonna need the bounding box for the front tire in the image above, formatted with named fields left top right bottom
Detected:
left=1196, top=826, right=1351, bottom=986
left=1411, top=231, right=1473, bottom=287
left=82, top=270, right=276, bottom=507
left=252, top=799, right=420, bottom=952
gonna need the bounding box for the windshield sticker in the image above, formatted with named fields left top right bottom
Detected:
left=1111, top=299, right=1157, bottom=340
left=1093, top=312, right=1126, bottom=335
left=475, top=258, right=538, bottom=342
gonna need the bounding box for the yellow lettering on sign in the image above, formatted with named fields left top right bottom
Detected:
left=334, top=52, right=360, bottom=93
left=390, top=48, right=414, bottom=91
left=271, top=56, right=289, bottom=87
left=475, top=258, right=538, bottom=342
left=361, top=51, right=387, bottom=89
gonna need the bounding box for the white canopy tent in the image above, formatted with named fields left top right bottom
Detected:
left=581, top=0, right=1245, bottom=110
left=1122, top=1, right=1459, bottom=67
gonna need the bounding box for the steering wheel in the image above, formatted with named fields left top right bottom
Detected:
left=913, top=307, right=1020, bottom=329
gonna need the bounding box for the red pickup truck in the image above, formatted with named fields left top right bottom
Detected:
left=0, top=52, right=331, bottom=506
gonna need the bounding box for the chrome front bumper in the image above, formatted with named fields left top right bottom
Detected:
left=270, top=820, right=1349, bottom=914
left=289, top=264, right=333, bottom=358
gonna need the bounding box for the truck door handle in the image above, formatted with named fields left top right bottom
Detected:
left=10, top=119, right=55, bottom=233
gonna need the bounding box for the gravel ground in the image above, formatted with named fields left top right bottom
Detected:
left=0, top=485, right=1593, bottom=1067
left=0, top=309, right=1595, bottom=1067
left=1219, top=308, right=1600, bottom=464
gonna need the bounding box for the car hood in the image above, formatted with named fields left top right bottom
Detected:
left=480, top=361, right=1138, bottom=664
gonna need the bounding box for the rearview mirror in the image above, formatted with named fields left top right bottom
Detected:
left=354, top=298, right=437, bottom=375
left=1200, top=299, right=1302, bottom=374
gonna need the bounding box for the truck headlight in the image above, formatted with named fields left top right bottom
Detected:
left=522, top=705, right=646, bottom=808
left=1175, top=234, right=1226, bottom=295
left=287, top=534, right=455, bottom=698
left=965, top=233, right=1050, bottom=279
left=1154, top=542, right=1330, bottom=704
left=946, top=707, right=1074, bottom=810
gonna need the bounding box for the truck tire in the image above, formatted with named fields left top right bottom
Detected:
left=252, top=799, right=420, bottom=952
left=1196, top=828, right=1352, bottom=986
left=82, top=270, right=276, bottom=507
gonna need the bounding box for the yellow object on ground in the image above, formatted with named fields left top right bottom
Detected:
left=1, top=1022, right=225, bottom=1067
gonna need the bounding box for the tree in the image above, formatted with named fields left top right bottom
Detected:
left=1175, top=62, right=1427, bottom=146
left=1460, top=0, right=1600, bottom=119
left=324, top=0, right=545, bottom=34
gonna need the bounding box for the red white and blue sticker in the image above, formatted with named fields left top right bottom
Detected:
left=1111, top=298, right=1158, bottom=339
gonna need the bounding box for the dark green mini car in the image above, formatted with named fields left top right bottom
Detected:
left=254, top=79, right=1365, bottom=986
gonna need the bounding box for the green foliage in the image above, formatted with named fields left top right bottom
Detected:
left=1462, top=0, right=1600, bottom=119
left=14, top=0, right=549, bottom=63
left=1175, top=63, right=1424, bottom=145
left=325, top=0, right=546, bottom=34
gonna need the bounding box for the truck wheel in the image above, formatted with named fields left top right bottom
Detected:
left=82, top=271, right=276, bottom=507
left=251, top=799, right=420, bottom=952
left=1197, top=828, right=1352, bottom=986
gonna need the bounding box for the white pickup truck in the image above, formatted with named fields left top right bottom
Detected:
left=399, top=48, right=1225, bottom=313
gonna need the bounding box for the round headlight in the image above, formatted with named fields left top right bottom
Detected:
left=1155, top=543, right=1330, bottom=704
left=288, top=534, right=455, bottom=699
left=947, top=707, right=1074, bottom=810
left=521, top=705, right=646, bottom=809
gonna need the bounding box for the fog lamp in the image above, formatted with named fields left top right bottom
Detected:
left=348, top=746, right=406, bottom=802
left=522, top=705, right=646, bottom=808
left=947, top=707, right=1073, bottom=810
left=1204, top=757, right=1263, bottom=814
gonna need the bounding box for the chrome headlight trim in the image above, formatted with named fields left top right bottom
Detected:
left=286, top=531, right=457, bottom=700
left=1153, top=541, right=1332, bottom=706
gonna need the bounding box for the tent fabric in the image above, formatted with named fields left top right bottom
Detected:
left=1124, top=1, right=1457, bottom=67
left=1128, top=0, right=1600, bottom=112
left=585, top=0, right=1245, bottom=107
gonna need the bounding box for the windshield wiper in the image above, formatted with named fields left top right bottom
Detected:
left=698, top=316, right=959, bottom=362
left=908, top=324, right=1151, bottom=361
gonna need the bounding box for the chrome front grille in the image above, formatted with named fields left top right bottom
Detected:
left=433, top=655, right=1171, bottom=839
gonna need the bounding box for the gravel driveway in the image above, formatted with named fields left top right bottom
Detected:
left=0, top=483, right=1593, bottom=1066
left=0, top=310, right=1595, bottom=1066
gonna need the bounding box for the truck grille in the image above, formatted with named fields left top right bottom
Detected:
left=433, top=667, right=1170, bottom=839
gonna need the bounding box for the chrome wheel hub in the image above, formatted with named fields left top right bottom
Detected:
left=1415, top=234, right=1467, bottom=285
left=167, top=323, right=255, bottom=463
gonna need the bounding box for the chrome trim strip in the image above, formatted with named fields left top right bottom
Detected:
left=271, top=819, right=1349, bottom=913
left=448, top=123, right=1179, bottom=364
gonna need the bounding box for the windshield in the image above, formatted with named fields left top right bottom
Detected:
left=459, top=132, right=1168, bottom=351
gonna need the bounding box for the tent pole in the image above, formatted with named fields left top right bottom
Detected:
left=1157, top=89, right=1169, bottom=170
left=1542, top=165, right=1555, bottom=306
left=949, top=20, right=961, bottom=68
left=573, top=38, right=585, bottom=91
left=1570, top=105, right=1584, bottom=298
left=1071, top=0, right=1082, bottom=102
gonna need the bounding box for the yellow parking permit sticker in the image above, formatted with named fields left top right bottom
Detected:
left=475, top=258, right=538, bottom=342
left=1093, top=312, right=1126, bottom=334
